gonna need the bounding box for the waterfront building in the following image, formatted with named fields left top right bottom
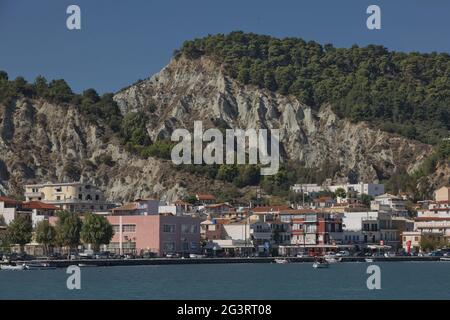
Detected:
left=341, top=211, right=399, bottom=248
left=200, top=217, right=229, bottom=241
left=24, top=182, right=115, bottom=213
left=414, top=186, right=450, bottom=245
left=106, top=214, right=201, bottom=256
left=401, top=231, right=422, bottom=253
left=0, top=196, right=23, bottom=225
left=22, top=201, right=59, bottom=227
left=0, top=196, right=58, bottom=226
left=277, top=209, right=343, bottom=255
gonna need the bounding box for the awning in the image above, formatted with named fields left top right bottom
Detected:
left=367, top=244, right=392, bottom=250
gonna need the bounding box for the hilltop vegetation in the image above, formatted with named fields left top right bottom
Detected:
left=177, top=31, right=450, bottom=145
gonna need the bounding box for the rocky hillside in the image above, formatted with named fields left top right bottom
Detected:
left=114, top=56, right=433, bottom=183
left=0, top=56, right=446, bottom=202
left=0, top=97, right=230, bottom=202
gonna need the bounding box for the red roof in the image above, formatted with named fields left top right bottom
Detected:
left=22, top=201, right=58, bottom=210
left=175, top=200, right=191, bottom=206
left=196, top=194, right=216, bottom=200
left=279, top=209, right=320, bottom=214
left=0, top=196, right=21, bottom=205
left=415, top=217, right=450, bottom=221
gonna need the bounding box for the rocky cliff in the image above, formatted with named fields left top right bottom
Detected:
left=114, top=57, right=433, bottom=183
left=0, top=56, right=444, bottom=202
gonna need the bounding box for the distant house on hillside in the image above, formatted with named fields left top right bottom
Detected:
left=196, top=194, right=216, bottom=205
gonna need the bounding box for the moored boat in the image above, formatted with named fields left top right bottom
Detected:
left=274, top=258, right=289, bottom=264
left=313, top=258, right=329, bottom=268
left=1, top=264, right=25, bottom=271
left=25, top=263, right=57, bottom=270
left=365, top=258, right=374, bottom=263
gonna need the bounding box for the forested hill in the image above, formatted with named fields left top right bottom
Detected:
left=176, top=31, right=450, bottom=145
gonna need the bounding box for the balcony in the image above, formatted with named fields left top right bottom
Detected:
left=25, top=192, right=44, bottom=199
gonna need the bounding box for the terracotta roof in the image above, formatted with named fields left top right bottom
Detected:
left=175, top=200, right=191, bottom=206
left=314, top=197, right=334, bottom=202
left=415, top=217, right=450, bottom=221
left=22, top=201, right=58, bottom=210
left=196, top=194, right=216, bottom=200
left=279, top=209, right=320, bottom=214
left=112, top=202, right=137, bottom=211
left=0, top=196, right=21, bottom=205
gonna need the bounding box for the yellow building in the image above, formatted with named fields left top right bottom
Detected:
left=24, top=182, right=114, bottom=213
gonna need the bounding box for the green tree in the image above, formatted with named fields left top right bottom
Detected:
left=359, top=193, right=373, bottom=207
left=7, top=215, right=32, bottom=252
left=47, top=79, right=74, bottom=103
left=55, top=211, right=82, bottom=258
left=80, top=213, right=114, bottom=252
left=35, top=220, right=56, bottom=255
left=335, top=187, right=347, bottom=199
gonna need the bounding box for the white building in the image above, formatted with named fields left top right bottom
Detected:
left=342, top=211, right=398, bottom=246
left=291, top=184, right=323, bottom=195
left=328, top=183, right=384, bottom=197
left=370, top=193, right=408, bottom=215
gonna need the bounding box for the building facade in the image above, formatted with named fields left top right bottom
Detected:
left=24, top=182, right=114, bottom=213
left=106, top=214, right=201, bottom=256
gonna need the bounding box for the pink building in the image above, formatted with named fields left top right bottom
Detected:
left=106, top=214, right=201, bottom=256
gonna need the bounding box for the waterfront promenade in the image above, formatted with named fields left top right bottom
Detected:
left=0, top=256, right=443, bottom=268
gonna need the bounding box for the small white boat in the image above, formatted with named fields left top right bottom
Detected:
left=274, top=258, right=289, bottom=264
left=313, top=258, right=329, bottom=268
left=440, top=257, right=450, bottom=261
left=365, top=258, right=374, bottom=263
left=1, top=264, right=25, bottom=271
left=25, top=263, right=57, bottom=270
left=324, top=255, right=342, bottom=264
left=78, top=263, right=97, bottom=267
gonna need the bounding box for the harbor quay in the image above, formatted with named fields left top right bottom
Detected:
left=0, top=256, right=444, bottom=268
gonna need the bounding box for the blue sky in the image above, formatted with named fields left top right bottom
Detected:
left=0, top=0, right=449, bottom=93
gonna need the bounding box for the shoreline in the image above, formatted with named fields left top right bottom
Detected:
left=1, top=256, right=445, bottom=268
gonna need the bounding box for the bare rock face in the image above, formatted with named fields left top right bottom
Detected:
left=0, top=56, right=441, bottom=202
left=114, top=57, right=433, bottom=183
left=0, top=97, right=228, bottom=202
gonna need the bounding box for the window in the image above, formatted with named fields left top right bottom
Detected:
left=182, top=242, right=189, bottom=251
left=163, top=224, right=176, bottom=233
left=112, top=224, right=136, bottom=233
left=163, top=242, right=175, bottom=252
left=86, top=194, right=92, bottom=200
left=191, top=225, right=198, bottom=233
left=56, top=196, right=60, bottom=200
left=122, top=224, right=136, bottom=232
left=182, top=224, right=190, bottom=233
left=95, top=195, right=100, bottom=201
left=414, top=237, right=419, bottom=241
left=78, top=194, right=82, bottom=200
